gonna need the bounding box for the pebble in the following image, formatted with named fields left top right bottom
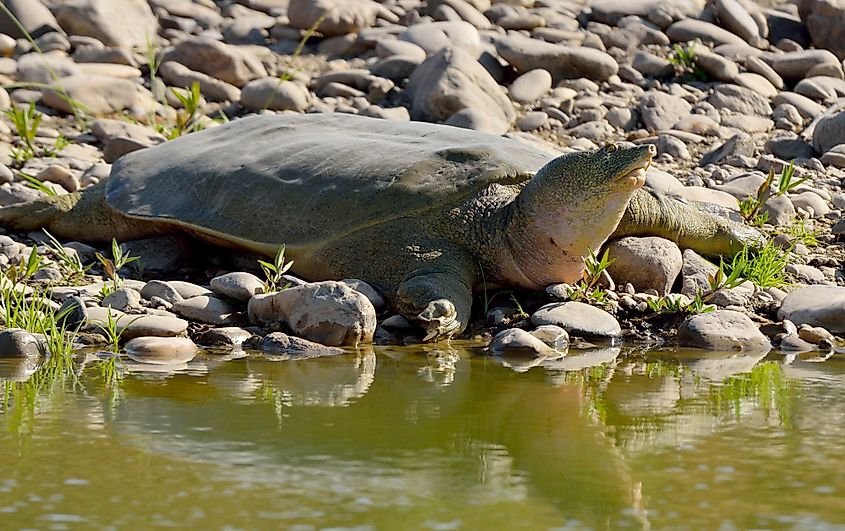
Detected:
left=509, top=69, right=553, bottom=103
left=531, top=301, right=621, bottom=339
left=262, top=332, right=346, bottom=358
left=491, top=328, right=556, bottom=357
left=210, top=272, right=265, bottom=302
left=124, top=336, right=198, bottom=365
left=677, top=310, right=771, bottom=351
left=172, top=295, right=242, bottom=326
left=0, top=328, right=45, bottom=358
left=607, top=237, right=682, bottom=296
left=778, top=286, right=845, bottom=333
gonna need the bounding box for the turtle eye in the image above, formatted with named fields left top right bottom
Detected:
left=605, top=143, right=617, bottom=153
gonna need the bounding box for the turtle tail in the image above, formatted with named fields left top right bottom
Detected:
left=0, top=193, right=83, bottom=234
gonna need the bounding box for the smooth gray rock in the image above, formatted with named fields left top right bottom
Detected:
left=406, top=47, right=514, bottom=134
left=125, top=336, right=198, bottom=364
left=141, top=280, right=184, bottom=304
left=210, top=271, right=265, bottom=302
left=0, top=328, right=45, bottom=358
left=765, top=49, right=840, bottom=80
left=778, top=285, right=845, bottom=333
left=42, top=74, right=156, bottom=116
left=101, top=287, right=142, bottom=311
left=288, top=0, right=388, bottom=36
left=164, top=37, right=267, bottom=87
left=491, top=328, right=555, bottom=357
left=509, top=69, right=553, bottom=103
left=340, top=279, right=386, bottom=312
left=714, top=0, right=762, bottom=45
left=639, top=90, right=691, bottom=131
left=248, top=281, right=376, bottom=346
left=158, top=61, right=241, bottom=103
left=198, top=327, right=253, bottom=347
left=0, top=0, right=62, bottom=39
left=261, top=332, right=346, bottom=358
left=631, top=51, right=674, bottom=78
left=799, top=0, right=845, bottom=60
left=678, top=310, right=770, bottom=351
left=607, top=237, right=683, bottom=296
left=240, top=78, right=310, bottom=112
left=495, top=33, right=618, bottom=82
left=666, top=18, right=747, bottom=46
left=708, top=84, right=772, bottom=116
left=813, top=111, right=845, bottom=154
left=172, top=295, right=242, bottom=326
left=531, top=301, right=621, bottom=339
left=695, top=48, right=740, bottom=82
left=53, top=0, right=157, bottom=48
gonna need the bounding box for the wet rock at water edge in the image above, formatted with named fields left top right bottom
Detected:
left=261, top=332, right=346, bottom=359
left=778, top=286, right=845, bottom=334
left=677, top=310, right=771, bottom=351
left=124, top=336, right=198, bottom=364
left=531, top=301, right=621, bottom=340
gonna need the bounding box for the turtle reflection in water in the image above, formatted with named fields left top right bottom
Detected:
left=0, top=113, right=760, bottom=339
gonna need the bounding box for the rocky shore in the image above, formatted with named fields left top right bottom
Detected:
left=1, top=0, right=844, bottom=364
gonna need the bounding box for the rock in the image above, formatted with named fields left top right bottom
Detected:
left=590, top=0, right=698, bottom=28
left=248, top=281, right=376, bottom=346
left=638, top=90, right=691, bottom=132
left=16, top=51, right=80, bottom=84
left=790, top=191, right=830, bottom=217
left=778, top=285, right=845, bottom=333
left=171, top=295, right=242, bottom=326
left=376, top=39, right=427, bottom=61
left=494, top=33, right=618, bottom=82
left=164, top=37, right=267, bottom=87
left=406, top=47, right=514, bottom=134
left=53, top=0, right=157, bottom=49
left=813, top=111, right=845, bottom=154
left=158, top=61, right=241, bottom=103
left=666, top=18, right=747, bottom=46
left=42, top=75, right=156, bottom=116
left=0, top=0, right=62, bottom=39
left=606, top=237, right=682, bottom=296
left=695, top=48, right=740, bottom=81
left=530, top=324, right=569, bottom=348
left=678, top=310, right=770, bottom=351
left=168, top=280, right=213, bottom=300
left=57, top=296, right=87, bottom=329
left=714, top=0, right=762, bottom=45
left=121, top=235, right=193, bottom=273
left=795, top=76, right=845, bottom=101
left=140, top=280, right=184, bottom=304
left=743, top=56, right=784, bottom=89
left=116, top=315, right=189, bottom=340
left=0, top=328, right=45, bottom=358
left=369, top=55, right=421, bottom=82
left=766, top=135, right=815, bottom=160
left=798, top=325, right=834, bottom=344
left=656, top=134, right=691, bottom=160
left=766, top=49, right=840, bottom=80
left=198, top=327, right=253, bottom=348
left=631, top=50, right=674, bottom=78
left=774, top=92, right=824, bottom=119
left=101, top=287, right=141, bottom=311
left=708, top=84, right=772, bottom=116
left=517, top=111, right=548, bottom=131
left=288, top=0, right=389, bottom=36
left=240, top=78, right=310, bottom=112
left=679, top=248, right=720, bottom=298
left=779, top=334, right=816, bottom=351
left=531, top=301, right=621, bottom=339
left=398, top=21, right=481, bottom=56
left=91, top=118, right=166, bottom=146
left=799, top=0, right=845, bottom=60
left=701, top=133, right=756, bottom=167
left=491, top=328, right=555, bottom=357
left=124, top=336, right=198, bottom=365
left=36, top=165, right=79, bottom=193
left=262, top=332, right=346, bottom=358
left=210, top=272, right=265, bottom=302
left=509, top=69, right=552, bottom=103
left=821, top=143, right=845, bottom=168
left=340, top=279, right=386, bottom=312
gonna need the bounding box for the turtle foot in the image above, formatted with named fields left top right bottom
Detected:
left=418, top=299, right=461, bottom=342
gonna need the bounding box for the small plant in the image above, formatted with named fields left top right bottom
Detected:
left=645, top=290, right=715, bottom=317
left=258, top=245, right=294, bottom=292
left=720, top=240, right=790, bottom=289
left=42, top=229, right=90, bottom=283
left=4, top=102, right=41, bottom=162
left=668, top=44, right=706, bottom=81
left=42, top=134, right=71, bottom=157
left=738, top=162, right=806, bottom=224
left=95, top=238, right=139, bottom=295
left=563, top=248, right=616, bottom=307
left=509, top=294, right=528, bottom=319
left=164, top=82, right=204, bottom=139
left=583, top=248, right=615, bottom=291
left=781, top=219, right=821, bottom=247
left=4, top=245, right=46, bottom=286
left=97, top=310, right=136, bottom=354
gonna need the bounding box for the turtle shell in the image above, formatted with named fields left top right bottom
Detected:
left=106, top=113, right=553, bottom=249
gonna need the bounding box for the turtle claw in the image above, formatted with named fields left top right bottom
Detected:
left=418, top=299, right=461, bottom=341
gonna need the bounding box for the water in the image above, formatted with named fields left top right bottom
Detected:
left=2, top=344, right=845, bottom=530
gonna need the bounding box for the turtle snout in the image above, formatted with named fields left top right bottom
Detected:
left=647, top=144, right=657, bottom=157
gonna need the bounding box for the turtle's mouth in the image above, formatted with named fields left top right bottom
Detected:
left=618, top=145, right=655, bottom=189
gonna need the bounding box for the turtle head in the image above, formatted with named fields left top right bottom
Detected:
left=530, top=143, right=655, bottom=202
left=504, top=143, right=656, bottom=288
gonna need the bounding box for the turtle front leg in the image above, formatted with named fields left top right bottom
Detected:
left=395, top=264, right=475, bottom=342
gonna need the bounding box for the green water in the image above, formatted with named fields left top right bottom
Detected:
left=2, top=344, right=845, bottom=530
